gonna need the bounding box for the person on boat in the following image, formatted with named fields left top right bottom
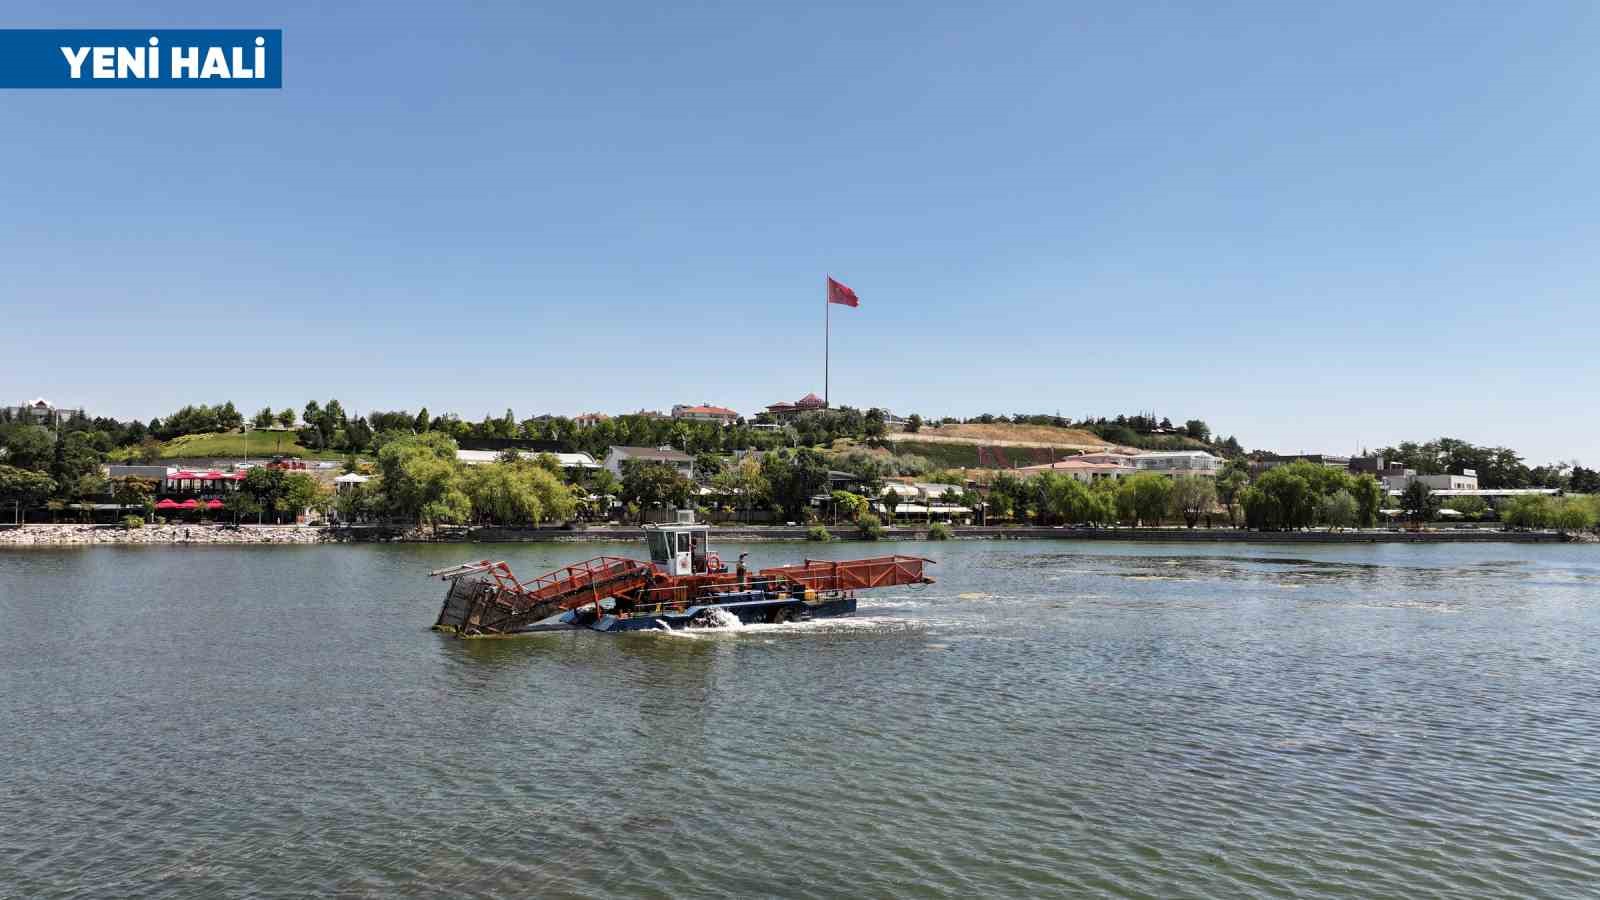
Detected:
left=736, top=552, right=749, bottom=589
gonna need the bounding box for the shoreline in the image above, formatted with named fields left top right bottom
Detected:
left=0, top=523, right=1581, bottom=547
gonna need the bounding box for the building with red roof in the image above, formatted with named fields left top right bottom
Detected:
left=671, top=403, right=740, bottom=426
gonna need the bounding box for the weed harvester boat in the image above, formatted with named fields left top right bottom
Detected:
left=430, top=519, right=934, bottom=636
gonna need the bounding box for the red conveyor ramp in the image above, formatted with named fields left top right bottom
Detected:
left=758, top=555, right=935, bottom=592
left=431, top=557, right=655, bottom=636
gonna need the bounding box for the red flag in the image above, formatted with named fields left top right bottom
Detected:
left=827, top=276, right=859, bottom=308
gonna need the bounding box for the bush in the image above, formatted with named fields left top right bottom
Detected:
left=806, top=524, right=832, bottom=542
left=927, top=522, right=953, bottom=540
left=857, top=512, right=885, bottom=540
left=121, top=515, right=145, bottom=529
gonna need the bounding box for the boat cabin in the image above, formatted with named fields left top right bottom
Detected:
left=646, top=524, right=712, bottom=576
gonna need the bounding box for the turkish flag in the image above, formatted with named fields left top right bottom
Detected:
left=827, top=276, right=859, bottom=307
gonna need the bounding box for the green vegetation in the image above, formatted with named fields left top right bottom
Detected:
left=112, top=430, right=344, bottom=462
left=806, top=524, right=832, bottom=542
left=1376, top=437, right=1568, bottom=489
left=1500, top=495, right=1598, bottom=532
left=856, top=512, right=885, bottom=540
left=121, top=515, right=144, bottom=529
left=927, top=522, right=953, bottom=540
left=1240, top=462, right=1386, bottom=531
left=879, top=440, right=985, bottom=470
left=619, top=461, right=693, bottom=522
left=1170, top=475, right=1217, bottom=528
left=1444, top=496, right=1489, bottom=520
left=377, top=432, right=471, bottom=528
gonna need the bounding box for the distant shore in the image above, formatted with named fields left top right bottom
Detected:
left=0, top=523, right=1581, bottom=547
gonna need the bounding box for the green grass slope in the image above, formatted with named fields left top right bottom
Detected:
left=113, top=430, right=345, bottom=461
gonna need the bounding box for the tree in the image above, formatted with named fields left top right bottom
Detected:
left=1551, top=497, right=1596, bottom=533
left=0, top=424, right=55, bottom=471
left=1569, top=466, right=1600, bottom=495
left=620, top=460, right=693, bottom=520
left=464, top=459, right=576, bottom=526
left=1029, top=473, right=1085, bottom=525
left=878, top=486, right=903, bottom=523
left=276, top=408, right=296, bottom=428
left=863, top=408, right=887, bottom=444
left=217, top=402, right=243, bottom=431
left=1184, top=419, right=1210, bottom=442
left=1401, top=480, right=1438, bottom=523
left=111, top=476, right=157, bottom=513
left=1169, top=475, right=1217, bottom=528
left=588, top=468, right=623, bottom=506
left=242, top=466, right=287, bottom=522
left=0, top=464, right=56, bottom=521
left=710, top=457, right=768, bottom=520
left=1249, top=464, right=1321, bottom=529
left=694, top=452, right=725, bottom=481
left=281, top=472, right=328, bottom=522
left=906, top=413, right=923, bottom=433
left=252, top=407, right=275, bottom=429
left=377, top=432, right=469, bottom=528
left=1215, top=460, right=1248, bottom=527
left=830, top=489, right=868, bottom=523
left=51, top=432, right=104, bottom=493
left=226, top=492, right=263, bottom=525
left=1119, top=473, right=1173, bottom=526
left=761, top=448, right=829, bottom=521
left=1318, top=490, right=1358, bottom=530
left=1444, top=496, right=1488, bottom=521
left=1350, top=475, right=1385, bottom=528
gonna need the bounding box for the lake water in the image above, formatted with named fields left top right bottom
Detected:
left=3, top=540, right=1599, bottom=898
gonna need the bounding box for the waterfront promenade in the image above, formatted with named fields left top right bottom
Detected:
left=0, top=523, right=1578, bottom=546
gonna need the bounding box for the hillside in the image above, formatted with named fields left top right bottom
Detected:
left=887, top=422, right=1112, bottom=450
left=111, top=430, right=344, bottom=461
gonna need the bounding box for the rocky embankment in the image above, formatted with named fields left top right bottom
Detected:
left=0, top=524, right=334, bottom=546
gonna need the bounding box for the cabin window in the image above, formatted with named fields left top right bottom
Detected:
left=648, top=531, right=670, bottom=562
left=676, top=532, right=690, bottom=553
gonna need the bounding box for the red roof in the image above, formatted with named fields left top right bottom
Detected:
left=677, top=405, right=737, bottom=416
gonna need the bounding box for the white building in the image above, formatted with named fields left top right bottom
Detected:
left=457, top=449, right=600, bottom=473
left=1015, top=457, right=1136, bottom=482
left=603, top=446, right=695, bottom=479
left=6, top=397, right=84, bottom=426
left=874, top=482, right=971, bottom=519
left=1383, top=470, right=1480, bottom=492
left=1131, top=450, right=1223, bottom=475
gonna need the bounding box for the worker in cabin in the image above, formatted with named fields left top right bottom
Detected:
left=736, top=553, right=749, bottom=590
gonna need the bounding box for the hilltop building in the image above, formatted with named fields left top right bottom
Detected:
left=6, top=398, right=84, bottom=426
left=765, top=393, right=827, bottom=420
left=671, top=404, right=739, bottom=426
left=1131, top=450, right=1224, bottom=475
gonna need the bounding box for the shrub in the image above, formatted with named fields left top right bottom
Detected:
left=927, top=522, right=953, bottom=540
left=857, top=512, right=885, bottom=541
left=806, top=524, right=832, bottom=542
left=121, top=515, right=145, bottom=529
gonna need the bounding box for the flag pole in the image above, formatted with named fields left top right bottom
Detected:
left=825, top=275, right=830, bottom=407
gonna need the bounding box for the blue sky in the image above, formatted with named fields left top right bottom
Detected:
left=2, top=2, right=1597, bottom=464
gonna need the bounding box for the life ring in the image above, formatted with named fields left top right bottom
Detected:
left=707, top=552, right=722, bottom=572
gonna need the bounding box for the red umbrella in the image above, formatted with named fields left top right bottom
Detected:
left=206, top=499, right=224, bottom=510
left=155, top=499, right=180, bottom=510
left=177, top=499, right=199, bottom=510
